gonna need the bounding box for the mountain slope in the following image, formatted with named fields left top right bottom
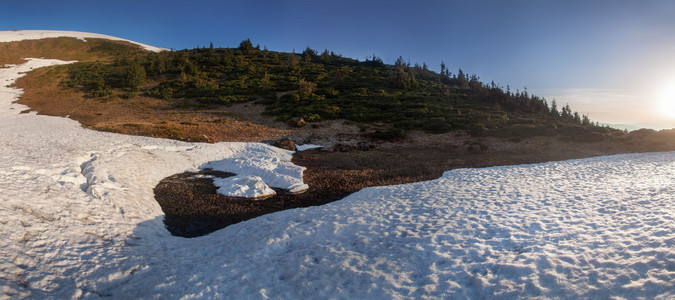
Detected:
left=2, top=58, right=674, bottom=298
left=0, top=30, right=166, bottom=52
left=0, top=30, right=673, bottom=299
left=64, top=42, right=616, bottom=139
left=0, top=30, right=163, bottom=65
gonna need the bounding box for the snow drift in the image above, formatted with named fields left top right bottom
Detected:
left=0, top=32, right=673, bottom=299
left=0, top=30, right=166, bottom=52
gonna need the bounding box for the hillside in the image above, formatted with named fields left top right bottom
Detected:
left=1, top=31, right=673, bottom=299
left=6, top=33, right=675, bottom=149
left=8, top=33, right=675, bottom=236
left=4, top=37, right=674, bottom=152
left=3, top=59, right=675, bottom=298
left=0, top=31, right=162, bottom=65
left=14, top=36, right=675, bottom=149
left=55, top=38, right=620, bottom=140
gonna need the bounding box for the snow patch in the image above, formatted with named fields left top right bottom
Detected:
left=296, top=144, right=323, bottom=151
left=203, top=144, right=309, bottom=193
left=192, top=174, right=214, bottom=179
left=0, top=30, right=167, bottom=52
left=213, top=175, right=276, bottom=199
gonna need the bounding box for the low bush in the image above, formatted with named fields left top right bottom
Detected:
left=60, top=41, right=620, bottom=139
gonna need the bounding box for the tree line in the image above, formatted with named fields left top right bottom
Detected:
left=63, top=39, right=612, bottom=138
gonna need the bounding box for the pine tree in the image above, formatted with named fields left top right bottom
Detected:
left=287, top=52, right=298, bottom=72
left=303, top=47, right=315, bottom=63
left=582, top=114, right=591, bottom=126
left=550, top=99, right=560, bottom=118
left=123, top=59, right=146, bottom=90
left=573, top=111, right=581, bottom=124
left=392, top=56, right=411, bottom=89
left=320, top=49, right=331, bottom=63
left=238, top=39, right=254, bottom=51
left=457, top=69, right=469, bottom=89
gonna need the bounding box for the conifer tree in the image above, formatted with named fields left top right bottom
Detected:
left=123, top=59, right=146, bottom=90
left=550, top=99, right=560, bottom=118
left=320, top=49, right=331, bottom=63
left=303, top=47, right=315, bottom=63
left=457, top=69, right=469, bottom=89
left=238, top=39, right=254, bottom=51
left=573, top=111, right=581, bottom=124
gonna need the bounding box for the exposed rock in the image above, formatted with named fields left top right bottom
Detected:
left=272, top=138, right=296, bottom=151
left=287, top=117, right=306, bottom=128
left=468, top=142, right=488, bottom=152
left=333, top=141, right=374, bottom=152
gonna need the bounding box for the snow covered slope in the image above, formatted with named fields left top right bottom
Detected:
left=0, top=58, right=307, bottom=298
left=0, top=30, right=166, bottom=52
left=0, top=45, right=673, bottom=298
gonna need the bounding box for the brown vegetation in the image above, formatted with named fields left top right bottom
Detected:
left=0, top=37, right=140, bottom=65
left=15, top=66, right=292, bottom=142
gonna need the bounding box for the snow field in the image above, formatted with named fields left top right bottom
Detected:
left=104, top=152, right=673, bottom=299
left=0, top=30, right=167, bottom=52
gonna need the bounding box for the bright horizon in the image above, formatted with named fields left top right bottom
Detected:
left=2, top=0, right=675, bottom=130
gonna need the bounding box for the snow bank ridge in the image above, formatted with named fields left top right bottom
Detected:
left=0, top=30, right=167, bottom=52
left=79, top=153, right=104, bottom=196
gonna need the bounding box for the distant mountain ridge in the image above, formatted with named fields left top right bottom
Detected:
left=604, top=123, right=675, bottom=132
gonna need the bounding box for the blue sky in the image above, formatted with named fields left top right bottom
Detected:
left=3, top=0, right=675, bottom=128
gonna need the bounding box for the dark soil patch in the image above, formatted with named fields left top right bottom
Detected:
left=154, top=164, right=352, bottom=238
left=154, top=142, right=627, bottom=238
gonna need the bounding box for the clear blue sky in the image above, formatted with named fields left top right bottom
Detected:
left=3, top=0, right=675, bottom=128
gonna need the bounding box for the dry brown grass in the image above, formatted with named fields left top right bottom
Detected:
left=3, top=37, right=295, bottom=143
left=0, top=37, right=139, bottom=65
left=15, top=65, right=293, bottom=143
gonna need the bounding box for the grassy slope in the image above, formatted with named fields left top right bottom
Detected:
left=7, top=37, right=675, bottom=148
left=0, top=37, right=130, bottom=64
left=59, top=44, right=624, bottom=141
left=9, top=38, right=292, bottom=142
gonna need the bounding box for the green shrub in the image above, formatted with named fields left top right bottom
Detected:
left=59, top=43, right=618, bottom=139
left=370, top=128, right=406, bottom=140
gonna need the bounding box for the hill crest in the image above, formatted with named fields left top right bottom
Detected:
left=0, top=30, right=166, bottom=52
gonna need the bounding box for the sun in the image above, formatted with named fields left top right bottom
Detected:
left=658, top=84, right=675, bottom=119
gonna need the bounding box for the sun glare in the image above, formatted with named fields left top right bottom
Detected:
left=658, top=85, right=675, bottom=119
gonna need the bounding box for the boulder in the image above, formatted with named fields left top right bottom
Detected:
left=287, top=117, right=306, bottom=128
left=468, top=142, right=488, bottom=152
left=272, top=138, right=296, bottom=151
